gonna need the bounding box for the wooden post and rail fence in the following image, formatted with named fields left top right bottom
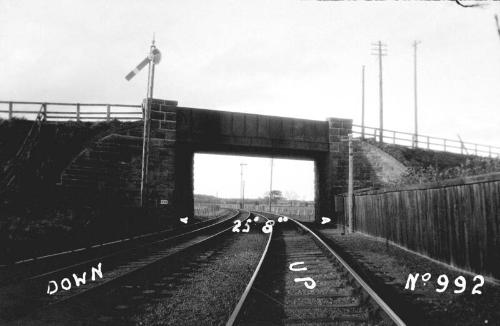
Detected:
left=335, top=172, right=500, bottom=280
left=352, top=123, right=500, bottom=158
left=1, top=101, right=499, bottom=157
left=0, top=101, right=142, bottom=122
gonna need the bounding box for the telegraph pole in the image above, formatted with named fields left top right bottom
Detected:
left=268, top=158, right=273, bottom=213
left=347, top=134, right=354, bottom=233
left=413, top=41, right=421, bottom=148
left=371, top=41, right=387, bottom=143
left=240, top=163, right=247, bottom=209
left=361, top=65, right=365, bottom=139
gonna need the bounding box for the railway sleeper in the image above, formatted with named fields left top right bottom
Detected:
left=283, top=312, right=370, bottom=325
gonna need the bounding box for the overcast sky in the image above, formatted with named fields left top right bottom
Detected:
left=1, top=0, right=500, bottom=200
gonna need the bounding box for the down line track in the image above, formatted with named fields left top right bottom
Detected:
left=0, top=209, right=238, bottom=283
left=0, top=209, right=246, bottom=323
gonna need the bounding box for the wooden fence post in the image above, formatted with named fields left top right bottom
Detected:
left=444, top=139, right=447, bottom=152
left=76, top=103, right=81, bottom=122
left=8, top=102, right=13, bottom=119
left=42, top=103, right=47, bottom=121
left=427, top=136, right=430, bottom=149
left=392, top=131, right=396, bottom=144
left=107, top=105, right=111, bottom=121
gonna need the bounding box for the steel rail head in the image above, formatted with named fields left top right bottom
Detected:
left=45, top=211, right=245, bottom=308
left=225, top=212, right=273, bottom=326
left=15, top=210, right=246, bottom=316
left=23, top=210, right=241, bottom=283
left=13, top=209, right=238, bottom=267
left=290, top=219, right=406, bottom=326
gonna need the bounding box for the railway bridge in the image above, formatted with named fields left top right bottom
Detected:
left=145, top=99, right=352, bottom=221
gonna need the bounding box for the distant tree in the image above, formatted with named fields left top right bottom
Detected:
left=263, top=190, right=284, bottom=203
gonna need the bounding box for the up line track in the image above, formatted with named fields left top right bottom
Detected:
left=227, top=212, right=406, bottom=326
left=292, top=219, right=406, bottom=326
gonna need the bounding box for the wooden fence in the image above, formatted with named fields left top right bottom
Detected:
left=0, top=101, right=142, bottom=122
left=352, top=124, right=500, bottom=158
left=336, top=172, right=500, bottom=279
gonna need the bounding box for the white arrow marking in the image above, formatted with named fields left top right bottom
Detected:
left=321, top=217, right=331, bottom=225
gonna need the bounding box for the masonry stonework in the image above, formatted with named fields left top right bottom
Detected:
left=315, top=118, right=352, bottom=221
left=57, top=98, right=351, bottom=225
left=144, top=99, right=179, bottom=216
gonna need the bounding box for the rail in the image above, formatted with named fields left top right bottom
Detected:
left=36, top=210, right=245, bottom=308
left=292, top=219, right=406, bottom=326
left=227, top=211, right=405, bottom=325
left=7, top=209, right=238, bottom=267
left=0, top=100, right=142, bottom=122
left=226, top=212, right=272, bottom=326
left=353, top=124, right=500, bottom=158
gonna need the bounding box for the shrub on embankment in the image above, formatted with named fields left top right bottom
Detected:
left=0, top=119, right=151, bottom=263
left=398, top=157, right=500, bottom=185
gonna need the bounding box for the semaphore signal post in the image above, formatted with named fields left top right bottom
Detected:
left=125, top=36, right=162, bottom=207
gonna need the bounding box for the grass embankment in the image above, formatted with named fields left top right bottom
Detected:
left=0, top=119, right=141, bottom=262
left=134, top=231, right=268, bottom=326
left=0, top=119, right=129, bottom=190
left=369, top=140, right=500, bottom=185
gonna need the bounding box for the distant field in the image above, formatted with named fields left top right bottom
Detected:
left=194, top=202, right=315, bottom=222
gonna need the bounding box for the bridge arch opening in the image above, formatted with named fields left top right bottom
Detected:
left=193, top=153, right=316, bottom=221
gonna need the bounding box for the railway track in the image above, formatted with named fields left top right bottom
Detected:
left=228, top=212, right=406, bottom=326
left=0, top=209, right=246, bottom=323
left=3, top=210, right=406, bottom=325
left=0, top=209, right=237, bottom=284
left=83, top=212, right=267, bottom=325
